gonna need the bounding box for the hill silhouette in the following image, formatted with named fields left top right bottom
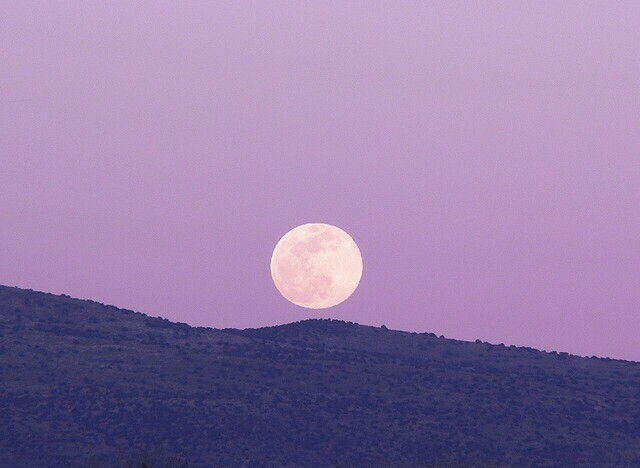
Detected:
left=1, top=285, right=639, bottom=466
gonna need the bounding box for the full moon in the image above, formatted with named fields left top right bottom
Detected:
left=270, top=223, right=363, bottom=309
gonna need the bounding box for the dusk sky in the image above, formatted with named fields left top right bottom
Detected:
left=1, top=1, right=638, bottom=361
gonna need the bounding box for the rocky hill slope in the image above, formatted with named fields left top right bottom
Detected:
left=0, top=285, right=639, bottom=466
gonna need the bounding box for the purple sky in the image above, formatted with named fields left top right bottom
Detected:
left=1, top=1, right=639, bottom=361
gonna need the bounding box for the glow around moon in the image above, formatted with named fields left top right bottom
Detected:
left=270, top=223, right=363, bottom=309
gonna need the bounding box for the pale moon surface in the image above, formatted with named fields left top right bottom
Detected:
left=271, top=223, right=363, bottom=309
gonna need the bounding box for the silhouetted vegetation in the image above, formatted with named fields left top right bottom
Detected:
left=0, top=285, right=639, bottom=466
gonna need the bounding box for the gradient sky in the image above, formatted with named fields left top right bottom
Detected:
left=1, top=1, right=638, bottom=361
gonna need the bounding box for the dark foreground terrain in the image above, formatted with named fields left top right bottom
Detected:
left=0, top=285, right=639, bottom=466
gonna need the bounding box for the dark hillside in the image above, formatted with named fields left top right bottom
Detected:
left=1, top=285, right=639, bottom=466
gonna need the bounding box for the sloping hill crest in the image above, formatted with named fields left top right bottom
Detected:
left=1, top=285, right=639, bottom=466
